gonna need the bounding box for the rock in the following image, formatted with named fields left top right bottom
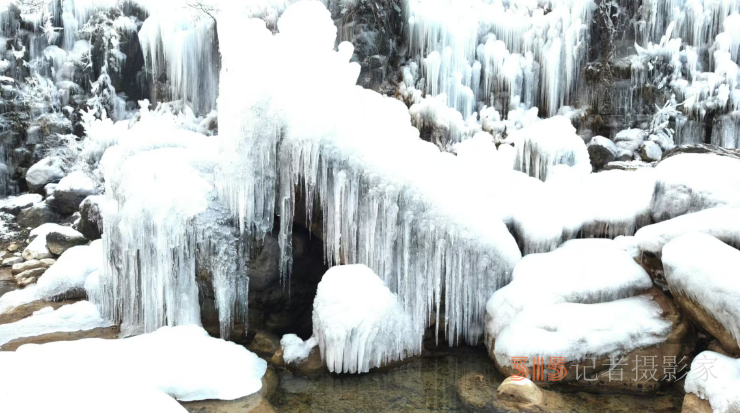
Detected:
left=46, top=227, right=88, bottom=255
left=44, top=183, right=57, bottom=197
left=0, top=194, right=42, bottom=216
left=181, top=394, right=278, bottom=413
left=271, top=345, right=326, bottom=375
left=497, top=377, right=543, bottom=406
left=2, top=257, right=23, bottom=266
left=681, top=393, right=713, bottom=413
left=7, top=243, right=20, bottom=252
left=613, top=128, right=645, bottom=161
left=40, top=258, right=56, bottom=266
left=0, top=325, right=119, bottom=351
left=248, top=330, right=281, bottom=359
left=641, top=141, right=662, bottom=162
left=661, top=144, right=739, bottom=162
left=11, top=259, right=49, bottom=275
left=16, top=203, right=62, bottom=228
left=14, top=267, right=47, bottom=283
left=47, top=171, right=98, bottom=214
left=77, top=195, right=108, bottom=240
left=25, top=156, right=66, bottom=193
left=586, top=136, right=617, bottom=169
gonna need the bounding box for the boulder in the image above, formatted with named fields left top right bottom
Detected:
left=641, top=141, right=662, bottom=162
left=497, top=377, right=543, bottom=406
left=7, top=243, right=20, bottom=252
left=47, top=171, right=98, bottom=215
left=11, top=259, right=50, bottom=275
left=76, top=195, right=108, bottom=240
left=25, top=156, right=66, bottom=193
left=586, top=136, right=617, bottom=169
left=2, top=257, right=23, bottom=267
left=271, top=344, right=326, bottom=375
left=681, top=393, right=713, bottom=413
left=0, top=194, right=42, bottom=216
left=613, top=128, right=645, bottom=161
left=661, top=144, right=739, bottom=162
left=248, top=330, right=281, bottom=359
left=46, top=227, right=88, bottom=255
left=16, top=203, right=62, bottom=228
left=14, top=267, right=47, bottom=283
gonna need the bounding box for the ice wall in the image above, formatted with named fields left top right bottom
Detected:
left=216, top=0, right=522, bottom=345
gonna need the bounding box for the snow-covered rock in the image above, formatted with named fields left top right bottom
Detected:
left=0, top=301, right=112, bottom=347
left=45, top=226, right=88, bottom=255
left=614, top=129, right=645, bottom=161
left=16, top=202, right=62, bottom=228
left=635, top=206, right=740, bottom=255
left=312, top=265, right=419, bottom=374
left=640, top=141, right=662, bottom=162
left=0, top=194, right=42, bottom=216
left=36, top=240, right=103, bottom=300
left=22, top=223, right=64, bottom=261
left=0, top=325, right=267, bottom=411
left=586, top=135, right=617, bottom=169
left=25, top=156, right=66, bottom=193
left=77, top=195, right=111, bottom=240
left=280, top=334, right=318, bottom=365
left=651, top=154, right=740, bottom=222
left=663, top=233, right=741, bottom=355
left=47, top=170, right=98, bottom=214
left=684, top=351, right=740, bottom=413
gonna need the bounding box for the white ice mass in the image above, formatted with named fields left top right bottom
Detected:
left=685, top=351, right=740, bottom=413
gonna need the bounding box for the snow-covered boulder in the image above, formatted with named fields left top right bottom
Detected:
left=46, top=226, right=88, bottom=255
left=36, top=240, right=102, bottom=300
left=21, top=223, right=65, bottom=261
left=0, top=194, right=42, bottom=216
left=640, top=141, right=662, bottom=162
left=613, top=128, right=645, bottom=161
left=0, top=325, right=267, bottom=411
left=586, top=135, right=617, bottom=169
left=77, top=195, right=112, bottom=240
left=651, top=154, right=740, bottom=222
left=47, top=170, right=98, bottom=214
left=683, top=351, right=740, bottom=413
left=16, top=202, right=62, bottom=228
left=485, top=239, right=691, bottom=392
left=25, top=156, right=66, bottom=193
left=663, top=233, right=740, bottom=355
left=312, top=265, right=420, bottom=374
left=510, top=116, right=591, bottom=181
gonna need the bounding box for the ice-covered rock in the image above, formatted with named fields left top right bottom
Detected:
left=312, top=265, right=419, bottom=374
left=510, top=116, right=591, bottom=181
left=635, top=207, right=740, bottom=255
left=47, top=170, right=98, bottom=214
left=663, top=233, right=741, bottom=355
left=614, top=129, right=646, bottom=161
left=651, top=154, right=740, bottom=222
left=77, top=195, right=111, bottom=240
left=25, top=156, right=66, bottom=193
left=586, top=135, right=617, bottom=169
left=0, top=301, right=112, bottom=347
left=0, top=325, right=267, bottom=411
left=21, top=223, right=64, bottom=261
left=684, top=351, right=740, bottom=413
left=280, top=334, right=318, bottom=365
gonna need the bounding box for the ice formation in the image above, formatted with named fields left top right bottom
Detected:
left=281, top=334, right=318, bottom=364
left=634, top=206, right=740, bottom=255
left=36, top=240, right=102, bottom=299
left=216, top=0, right=522, bottom=345
left=0, top=301, right=112, bottom=347
left=485, top=239, right=653, bottom=341
left=684, top=351, right=740, bottom=413
left=651, top=154, right=740, bottom=222
left=0, top=325, right=267, bottom=411
left=312, top=265, right=419, bottom=373
left=662, top=232, right=741, bottom=347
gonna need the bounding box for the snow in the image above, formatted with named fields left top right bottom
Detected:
left=281, top=334, right=318, bottom=364
left=492, top=295, right=673, bottom=368
left=662, top=232, right=740, bottom=347
left=685, top=351, right=740, bottom=413
left=0, top=325, right=267, bottom=412
left=22, top=223, right=64, bottom=260
left=635, top=206, right=740, bottom=255
left=651, top=154, right=740, bottom=222
left=0, top=284, right=41, bottom=315
left=312, top=265, right=419, bottom=374
left=216, top=0, right=522, bottom=346
left=0, top=194, right=42, bottom=212
left=0, top=301, right=112, bottom=347
left=54, top=170, right=98, bottom=195
left=510, top=116, right=591, bottom=181
left=485, top=239, right=653, bottom=340
left=36, top=240, right=102, bottom=299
